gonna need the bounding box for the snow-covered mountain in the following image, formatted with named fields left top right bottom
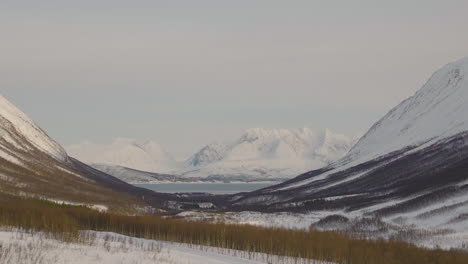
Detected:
left=67, top=139, right=176, bottom=174
left=67, top=128, right=356, bottom=183
left=188, top=142, right=228, bottom=167
left=0, top=94, right=180, bottom=210
left=344, top=57, right=468, bottom=165
left=230, top=57, right=468, bottom=233
left=0, top=95, right=67, bottom=163
left=189, top=128, right=353, bottom=166
left=182, top=128, right=356, bottom=181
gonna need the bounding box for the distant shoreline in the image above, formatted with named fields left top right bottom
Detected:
left=132, top=181, right=282, bottom=185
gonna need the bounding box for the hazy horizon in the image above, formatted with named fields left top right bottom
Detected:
left=2, top=0, right=468, bottom=158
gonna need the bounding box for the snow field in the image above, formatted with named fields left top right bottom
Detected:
left=0, top=228, right=332, bottom=264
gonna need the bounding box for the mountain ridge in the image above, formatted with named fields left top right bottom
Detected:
left=67, top=128, right=357, bottom=183
left=0, top=94, right=182, bottom=211
left=67, top=138, right=176, bottom=174
left=227, top=57, right=468, bottom=235
left=0, top=95, right=68, bottom=162
left=342, top=57, right=468, bottom=166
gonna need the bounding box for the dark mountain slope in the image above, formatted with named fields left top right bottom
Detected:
left=225, top=57, right=468, bottom=232
left=0, top=95, right=188, bottom=212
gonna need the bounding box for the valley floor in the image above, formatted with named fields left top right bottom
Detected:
left=176, top=211, right=468, bottom=250
left=0, top=228, right=330, bottom=264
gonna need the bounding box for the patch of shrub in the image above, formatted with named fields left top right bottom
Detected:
left=1, top=197, right=468, bottom=264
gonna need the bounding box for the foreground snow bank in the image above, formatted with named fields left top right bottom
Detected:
left=0, top=228, right=331, bottom=264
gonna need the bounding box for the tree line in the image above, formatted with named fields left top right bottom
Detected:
left=0, top=196, right=467, bottom=264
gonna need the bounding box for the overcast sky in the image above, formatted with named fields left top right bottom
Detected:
left=1, top=0, right=468, bottom=158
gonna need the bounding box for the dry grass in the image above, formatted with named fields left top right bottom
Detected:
left=0, top=114, right=142, bottom=212
left=1, top=197, right=468, bottom=264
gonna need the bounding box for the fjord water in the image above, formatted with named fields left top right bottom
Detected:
left=134, top=183, right=274, bottom=194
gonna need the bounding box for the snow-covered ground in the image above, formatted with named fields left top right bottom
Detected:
left=45, top=199, right=109, bottom=212
left=419, top=231, right=468, bottom=250
left=177, top=211, right=326, bottom=230
left=176, top=210, right=468, bottom=250
left=0, top=228, right=331, bottom=264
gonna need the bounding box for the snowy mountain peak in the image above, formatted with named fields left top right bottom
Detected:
left=67, top=138, right=175, bottom=173
left=111, top=138, right=173, bottom=161
left=240, top=128, right=288, bottom=140
left=235, top=57, right=468, bottom=226
left=345, top=57, right=468, bottom=164
left=187, top=142, right=228, bottom=167
left=239, top=127, right=315, bottom=143
left=182, top=128, right=356, bottom=180
left=231, top=127, right=352, bottom=160
left=0, top=95, right=68, bottom=162
left=68, top=128, right=355, bottom=182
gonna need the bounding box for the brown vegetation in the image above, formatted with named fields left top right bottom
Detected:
left=0, top=139, right=141, bottom=212
left=1, top=196, right=467, bottom=264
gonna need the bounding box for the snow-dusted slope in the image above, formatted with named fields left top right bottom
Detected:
left=231, top=57, right=468, bottom=218
left=188, top=142, right=229, bottom=167
left=0, top=94, right=179, bottom=210
left=345, top=57, right=468, bottom=165
left=0, top=95, right=67, bottom=162
left=67, top=139, right=176, bottom=173
left=275, top=56, right=468, bottom=191
left=183, top=128, right=356, bottom=180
